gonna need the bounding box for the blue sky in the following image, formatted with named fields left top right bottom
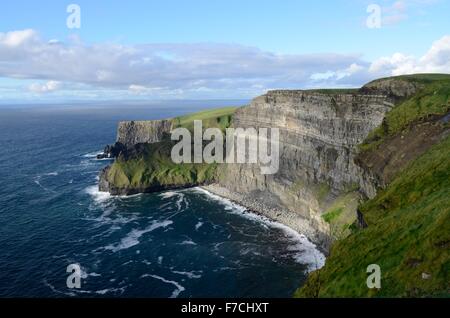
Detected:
left=0, top=0, right=449, bottom=102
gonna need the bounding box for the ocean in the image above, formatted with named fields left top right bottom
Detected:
left=0, top=102, right=324, bottom=298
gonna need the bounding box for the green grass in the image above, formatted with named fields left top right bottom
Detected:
left=107, top=106, right=238, bottom=191
left=173, top=106, right=238, bottom=132
left=359, top=77, right=450, bottom=153
left=108, top=141, right=218, bottom=189
left=296, top=134, right=450, bottom=298
left=322, top=208, right=343, bottom=223
left=366, top=73, right=450, bottom=85
left=304, top=88, right=359, bottom=95
left=321, top=191, right=361, bottom=239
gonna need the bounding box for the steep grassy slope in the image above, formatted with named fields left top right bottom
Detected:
left=296, top=135, right=449, bottom=297
left=360, top=74, right=450, bottom=152
left=296, top=74, right=450, bottom=298
left=105, top=141, right=218, bottom=192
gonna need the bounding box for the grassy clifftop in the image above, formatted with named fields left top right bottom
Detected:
left=101, top=107, right=237, bottom=194
left=360, top=74, right=450, bottom=153
left=296, top=74, right=450, bottom=298
left=173, top=106, right=237, bottom=132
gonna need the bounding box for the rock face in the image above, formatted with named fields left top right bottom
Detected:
left=361, top=78, right=423, bottom=100
left=215, top=90, right=394, bottom=246
left=116, top=120, right=173, bottom=148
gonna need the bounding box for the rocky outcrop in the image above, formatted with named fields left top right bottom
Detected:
left=361, top=78, right=423, bottom=100
left=96, top=119, right=174, bottom=159
left=97, top=143, right=127, bottom=159
left=116, top=119, right=173, bottom=148
left=355, top=113, right=450, bottom=189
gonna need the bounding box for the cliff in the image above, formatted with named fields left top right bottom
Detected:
left=212, top=89, right=395, bottom=246
left=98, top=74, right=450, bottom=297
left=116, top=119, right=173, bottom=148
left=296, top=74, right=450, bottom=297
left=98, top=107, right=237, bottom=195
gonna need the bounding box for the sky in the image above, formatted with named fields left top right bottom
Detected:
left=0, top=0, right=449, bottom=103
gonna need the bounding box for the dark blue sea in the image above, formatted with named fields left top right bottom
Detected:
left=0, top=101, right=324, bottom=298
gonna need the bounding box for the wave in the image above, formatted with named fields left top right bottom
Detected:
left=94, top=287, right=127, bottom=295
left=104, top=220, right=173, bottom=252
left=192, top=187, right=246, bottom=213
left=193, top=187, right=325, bottom=272
left=178, top=239, right=197, bottom=246
left=144, top=275, right=185, bottom=298
left=172, top=270, right=202, bottom=279
left=44, top=278, right=126, bottom=296
left=159, top=191, right=179, bottom=199
left=85, top=185, right=111, bottom=204
left=82, top=151, right=104, bottom=158
left=160, top=191, right=188, bottom=211
left=195, top=221, right=204, bottom=231
left=33, top=171, right=59, bottom=191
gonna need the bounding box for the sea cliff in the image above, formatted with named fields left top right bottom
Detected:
left=98, top=74, right=450, bottom=297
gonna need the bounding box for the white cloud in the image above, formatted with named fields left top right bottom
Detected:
left=382, top=1, right=408, bottom=26
left=128, top=84, right=164, bottom=95
left=367, top=35, right=450, bottom=75
left=0, top=29, right=364, bottom=98
left=0, top=29, right=37, bottom=47
left=381, top=0, right=439, bottom=26
left=29, top=80, right=61, bottom=93
left=0, top=29, right=449, bottom=99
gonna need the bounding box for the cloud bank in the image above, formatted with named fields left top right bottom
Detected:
left=0, top=29, right=449, bottom=99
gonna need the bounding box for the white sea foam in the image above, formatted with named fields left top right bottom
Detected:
left=43, top=280, right=77, bottom=297
left=159, top=191, right=189, bottom=212
left=104, top=220, right=173, bottom=252
left=195, top=221, right=204, bottom=231
left=147, top=275, right=185, bottom=298
left=178, top=239, right=197, bottom=246
left=172, top=270, right=202, bottom=279
left=34, top=173, right=58, bottom=193
left=193, top=187, right=246, bottom=213
left=82, top=151, right=104, bottom=158
left=175, top=193, right=185, bottom=211
left=193, top=187, right=326, bottom=272
left=85, top=185, right=111, bottom=204
left=95, top=287, right=126, bottom=295
left=159, top=191, right=179, bottom=199
left=80, top=268, right=101, bottom=279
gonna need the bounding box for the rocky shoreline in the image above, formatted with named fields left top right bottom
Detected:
left=201, top=184, right=331, bottom=254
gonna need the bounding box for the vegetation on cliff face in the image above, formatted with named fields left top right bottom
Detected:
left=296, top=135, right=449, bottom=297
left=106, top=141, right=218, bottom=191
left=296, top=74, right=450, bottom=298
left=359, top=74, right=450, bottom=153
left=103, top=107, right=237, bottom=193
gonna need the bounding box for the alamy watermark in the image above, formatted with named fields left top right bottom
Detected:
left=366, top=264, right=381, bottom=289
left=66, top=263, right=82, bottom=289
left=366, top=4, right=382, bottom=29
left=171, top=120, right=280, bottom=175
left=67, top=4, right=81, bottom=29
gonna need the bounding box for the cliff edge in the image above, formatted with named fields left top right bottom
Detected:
left=98, top=74, right=450, bottom=297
